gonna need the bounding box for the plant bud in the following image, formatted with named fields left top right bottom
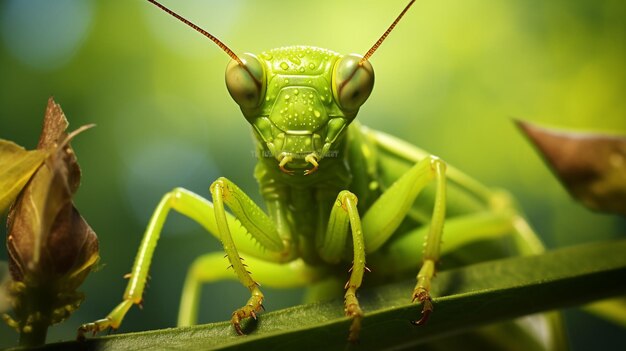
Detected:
left=2, top=98, right=98, bottom=344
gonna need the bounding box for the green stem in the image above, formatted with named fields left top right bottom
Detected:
left=14, top=283, right=55, bottom=348
left=19, top=318, right=49, bottom=347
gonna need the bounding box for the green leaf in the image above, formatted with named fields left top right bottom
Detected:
left=0, top=140, right=47, bottom=214
left=516, top=120, right=626, bottom=215
left=24, top=239, right=626, bottom=351
left=584, top=297, right=626, bottom=329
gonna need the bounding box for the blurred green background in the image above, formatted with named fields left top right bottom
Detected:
left=0, top=0, right=624, bottom=349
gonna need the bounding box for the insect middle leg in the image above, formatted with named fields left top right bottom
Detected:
left=318, top=190, right=366, bottom=342
left=361, top=155, right=447, bottom=324
left=78, top=181, right=290, bottom=337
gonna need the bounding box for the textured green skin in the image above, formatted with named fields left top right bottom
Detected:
left=244, top=47, right=349, bottom=161
left=78, top=40, right=556, bottom=345
left=235, top=46, right=372, bottom=264
left=239, top=47, right=356, bottom=168
left=73, top=1, right=565, bottom=346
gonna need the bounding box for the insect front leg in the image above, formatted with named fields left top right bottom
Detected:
left=317, top=190, right=366, bottom=342
left=362, top=155, right=447, bottom=325
left=77, top=184, right=288, bottom=338
left=209, top=177, right=296, bottom=334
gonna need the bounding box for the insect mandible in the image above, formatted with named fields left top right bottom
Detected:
left=79, top=0, right=547, bottom=342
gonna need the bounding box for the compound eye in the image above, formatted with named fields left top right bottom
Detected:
left=332, top=54, right=375, bottom=112
left=225, top=53, right=266, bottom=109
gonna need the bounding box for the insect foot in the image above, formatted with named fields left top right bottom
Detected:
left=77, top=318, right=115, bottom=341
left=231, top=286, right=265, bottom=335
left=77, top=299, right=134, bottom=340
left=344, top=287, right=364, bottom=342
left=410, top=287, right=433, bottom=326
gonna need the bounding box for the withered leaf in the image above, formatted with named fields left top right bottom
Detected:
left=517, top=119, right=626, bottom=216
left=37, top=97, right=69, bottom=150
left=7, top=97, right=98, bottom=283
left=3, top=97, right=98, bottom=338
left=36, top=97, right=82, bottom=194
left=0, top=140, right=47, bottom=214
left=6, top=154, right=99, bottom=285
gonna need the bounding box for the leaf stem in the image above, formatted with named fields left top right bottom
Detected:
left=14, top=283, right=55, bottom=348
left=19, top=317, right=49, bottom=347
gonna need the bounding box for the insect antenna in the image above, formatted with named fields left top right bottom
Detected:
left=146, top=0, right=243, bottom=66
left=361, top=0, right=416, bottom=64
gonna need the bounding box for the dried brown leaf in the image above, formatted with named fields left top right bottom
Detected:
left=517, top=119, right=626, bottom=215
left=7, top=98, right=98, bottom=284
left=3, top=98, right=98, bottom=338
left=36, top=97, right=81, bottom=193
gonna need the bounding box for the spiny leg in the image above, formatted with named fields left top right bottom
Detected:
left=209, top=177, right=287, bottom=334
left=361, top=155, right=446, bottom=325
left=368, top=196, right=569, bottom=346
left=367, top=126, right=546, bottom=257
left=366, top=127, right=561, bottom=333
left=178, top=255, right=321, bottom=326
left=78, top=188, right=221, bottom=337
left=78, top=185, right=285, bottom=338
left=368, top=210, right=518, bottom=274
left=412, top=158, right=445, bottom=325
left=318, top=190, right=366, bottom=342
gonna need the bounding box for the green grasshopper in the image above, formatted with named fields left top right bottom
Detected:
left=79, top=0, right=551, bottom=343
